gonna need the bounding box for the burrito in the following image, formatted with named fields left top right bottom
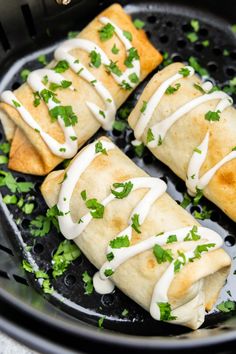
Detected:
left=128, top=62, right=236, bottom=221
left=0, top=3, right=162, bottom=175
left=41, top=137, right=231, bottom=329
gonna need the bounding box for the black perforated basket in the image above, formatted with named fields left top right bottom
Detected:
left=0, top=1, right=236, bottom=353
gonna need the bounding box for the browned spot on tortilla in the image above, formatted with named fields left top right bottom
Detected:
left=111, top=217, right=125, bottom=231
left=147, top=258, right=155, bottom=269
left=217, top=170, right=236, bottom=186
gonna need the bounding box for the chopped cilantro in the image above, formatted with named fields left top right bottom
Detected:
left=118, top=105, right=132, bottom=120
left=22, top=203, right=34, bottom=214
left=190, top=19, right=199, bottom=32
left=86, top=198, right=104, bottom=219
left=109, top=235, right=130, bottom=249
left=174, top=251, right=186, bottom=273
left=166, top=235, right=177, bottom=244
left=205, top=110, right=221, bottom=121
left=146, top=128, right=155, bottom=144
left=20, top=69, right=30, bottom=82
left=0, top=156, right=8, bottom=164
left=111, top=181, right=133, bottom=199
left=98, top=316, right=105, bottom=328
left=53, top=60, right=69, bottom=73
left=217, top=300, right=235, bottom=313
left=37, top=54, right=48, bottom=66
left=95, top=141, right=107, bottom=155
left=82, top=271, right=93, bottom=295
left=81, top=190, right=87, bottom=201
left=193, top=83, right=205, bottom=94
left=3, top=194, right=17, bottom=204
left=49, top=105, right=78, bottom=127
left=189, top=56, right=208, bottom=77
left=105, top=60, right=122, bottom=76
left=106, top=252, right=114, bottom=261
left=184, top=225, right=201, bottom=241
left=123, top=30, right=132, bottom=41
left=22, top=260, right=33, bottom=273
left=179, top=67, right=191, bottom=77
left=29, top=205, right=61, bottom=237
left=134, top=142, right=145, bottom=158
left=131, top=213, right=141, bottom=233
left=120, top=80, right=132, bottom=90
left=112, top=120, right=127, bottom=132
left=49, top=80, right=72, bottom=91
left=140, top=100, right=147, bottom=113
left=129, top=72, right=139, bottom=84
left=187, top=32, right=198, bottom=43
left=162, top=51, right=173, bottom=67
left=33, top=91, right=41, bottom=107
left=231, top=24, right=236, bottom=34
left=0, top=142, right=10, bottom=154
left=68, top=31, right=79, bottom=38
left=0, top=170, right=34, bottom=193
left=193, top=205, right=212, bottom=220
left=193, top=188, right=203, bottom=206
left=157, top=302, right=177, bottom=321
left=153, top=244, right=173, bottom=264
left=104, top=269, right=114, bottom=277
left=191, top=243, right=216, bottom=261
left=133, top=19, right=145, bottom=29
left=121, top=308, right=129, bottom=317
left=89, top=50, right=101, bottom=68
left=180, top=193, right=192, bottom=209
left=202, top=40, right=210, bottom=47
left=165, top=83, right=181, bottom=95
left=124, top=47, right=139, bottom=68
left=111, top=43, right=119, bottom=54
left=52, top=240, right=81, bottom=278
left=12, top=100, right=21, bottom=108
left=99, top=23, right=115, bottom=41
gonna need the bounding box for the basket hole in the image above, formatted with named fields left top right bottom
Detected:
left=190, top=206, right=201, bottom=214
left=101, top=293, right=115, bottom=306
left=230, top=51, right=236, bottom=60
left=159, top=35, right=169, bottom=44
left=21, top=4, right=36, bottom=38
left=207, top=62, right=218, bottom=72
left=143, top=154, right=153, bottom=164
left=225, top=66, right=235, bottom=77
left=145, top=31, right=151, bottom=39
left=64, top=274, right=76, bottom=286
left=21, top=218, right=30, bottom=229
left=33, top=243, right=44, bottom=254
left=0, top=244, right=14, bottom=256
left=194, top=43, right=204, bottom=52
left=175, top=181, right=186, bottom=193
left=177, top=39, right=186, bottom=48
left=112, top=128, right=123, bottom=137
left=0, top=270, right=9, bottom=279
left=147, top=15, right=156, bottom=24
left=182, top=23, right=192, bottom=33
left=13, top=274, right=28, bottom=286
left=125, top=131, right=135, bottom=143
left=11, top=82, right=21, bottom=90
left=116, top=138, right=126, bottom=149
left=210, top=211, right=220, bottom=222
left=160, top=176, right=168, bottom=184
left=17, top=177, right=26, bottom=183
left=224, top=235, right=235, bottom=247
left=172, top=54, right=183, bottom=62
left=0, top=22, right=10, bottom=51
left=166, top=21, right=173, bottom=28
left=199, top=28, right=208, bottom=36
left=126, top=147, right=135, bottom=159
left=0, top=132, right=2, bottom=141
left=213, top=47, right=222, bottom=56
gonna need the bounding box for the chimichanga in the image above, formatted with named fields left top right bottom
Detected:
left=41, top=136, right=231, bottom=329
left=0, top=3, right=162, bottom=175
left=128, top=62, right=236, bottom=221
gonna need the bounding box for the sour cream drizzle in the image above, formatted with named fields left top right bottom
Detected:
left=57, top=138, right=223, bottom=323
left=134, top=65, right=235, bottom=195
left=1, top=17, right=140, bottom=156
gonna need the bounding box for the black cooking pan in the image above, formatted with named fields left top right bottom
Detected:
left=0, top=0, right=236, bottom=352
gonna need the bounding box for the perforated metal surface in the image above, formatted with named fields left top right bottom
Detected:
left=0, top=0, right=236, bottom=342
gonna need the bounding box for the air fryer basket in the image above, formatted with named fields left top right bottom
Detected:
left=0, top=0, right=236, bottom=353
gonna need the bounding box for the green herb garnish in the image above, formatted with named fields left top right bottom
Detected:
left=99, top=23, right=115, bottom=41
left=86, top=198, right=104, bottom=219
left=165, top=83, right=181, bottom=95
left=157, top=302, right=177, bottom=321
left=111, top=181, right=133, bottom=199
left=52, top=240, right=81, bottom=278
left=82, top=271, right=93, bottom=295
left=131, top=213, right=141, bottom=233
left=153, top=244, right=173, bottom=264
left=109, top=235, right=130, bottom=249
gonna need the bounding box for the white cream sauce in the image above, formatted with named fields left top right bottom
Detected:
left=57, top=137, right=223, bottom=323
left=1, top=17, right=140, bottom=154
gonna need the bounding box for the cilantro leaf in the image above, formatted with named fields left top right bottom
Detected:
left=180, top=193, right=192, bottom=209
left=189, top=56, right=208, bottom=77
left=30, top=215, right=51, bottom=237
left=165, top=83, right=181, bottom=95
left=193, top=205, right=212, bottom=220
left=105, top=60, right=122, bottom=76
left=68, top=31, right=79, bottom=38
left=131, top=213, right=141, bottom=233
left=95, top=141, right=107, bottom=155
left=124, top=47, right=139, bottom=68
left=184, top=225, right=201, bottom=241
left=205, top=110, right=221, bottom=121
left=157, top=302, right=177, bottom=321
left=153, top=244, right=173, bottom=264
left=112, top=120, right=127, bottom=132
left=53, top=60, right=69, bottom=73
left=123, top=30, right=132, bottom=41
left=111, top=181, right=133, bottom=199
left=99, top=23, right=115, bottom=41
left=193, top=188, right=203, bottom=206
left=86, top=198, right=104, bottom=219
left=191, top=243, right=216, bottom=261
left=49, top=105, right=78, bottom=127
left=166, top=235, right=177, bottom=244
left=52, top=240, right=81, bottom=278
left=89, top=50, right=101, bottom=68
left=134, top=142, right=145, bottom=158
left=37, top=54, right=48, bottom=66
left=187, top=32, right=198, bottom=43
left=0, top=142, right=10, bottom=154
left=109, top=235, right=130, bottom=249
left=190, top=19, right=199, bottom=32
left=179, top=67, right=191, bottom=77
left=140, top=100, right=147, bottom=113
left=174, top=251, right=186, bottom=273
left=146, top=128, right=155, bottom=144
left=111, top=43, right=119, bottom=54
left=217, top=300, right=235, bottom=313
left=0, top=156, right=8, bottom=164
left=22, top=260, right=33, bottom=273
left=82, top=271, right=93, bottom=295
left=133, top=19, right=145, bottom=29
left=104, top=269, right=114, bottom=277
